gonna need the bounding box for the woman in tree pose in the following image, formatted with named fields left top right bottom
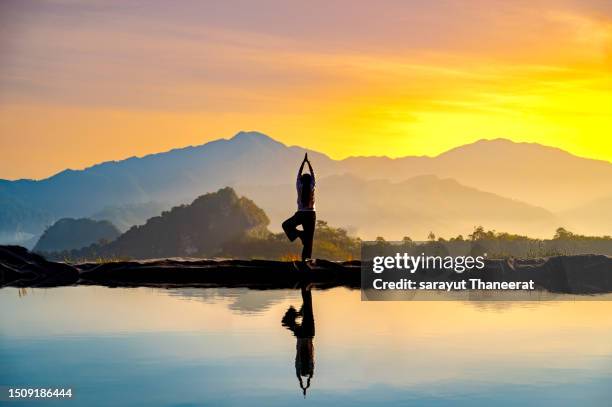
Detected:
left=282, top=153, right=316, bottom=261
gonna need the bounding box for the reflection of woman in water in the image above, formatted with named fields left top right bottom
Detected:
left=282, top=153, right=316, bottom=261
left=282, top=286, right=315, bottom=397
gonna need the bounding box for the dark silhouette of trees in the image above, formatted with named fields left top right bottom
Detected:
left=34, top=218, right=120, bottom=253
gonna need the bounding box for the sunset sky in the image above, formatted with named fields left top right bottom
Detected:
left=1, top=0, right=611, bottom=179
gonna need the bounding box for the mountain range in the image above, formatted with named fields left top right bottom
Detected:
left=2, top=131, right=611, bottom=244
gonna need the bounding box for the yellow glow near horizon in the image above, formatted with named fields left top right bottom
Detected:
left=0, top=2, right=611, bottom=179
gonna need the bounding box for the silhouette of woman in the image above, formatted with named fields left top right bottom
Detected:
left=282, top=153, right=316, bottom=261
left=282, top=285, right=315, bottom=397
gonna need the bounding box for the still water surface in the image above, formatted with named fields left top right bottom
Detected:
left=1, top=286, right=611, bottom=406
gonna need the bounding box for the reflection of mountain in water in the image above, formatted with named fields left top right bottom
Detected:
left=166, top=288, right=298, bottom=314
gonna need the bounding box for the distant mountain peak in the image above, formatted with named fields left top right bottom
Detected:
left=437, top=137, right=570, bottom=158
left=230, top=131, right=285, bottom=146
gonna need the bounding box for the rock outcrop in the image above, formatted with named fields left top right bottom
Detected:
left=1, top=245, right=612, bottom=294
left=0, top=245, right=79, bottom=287
left=1, top=245, right=359, bottom=288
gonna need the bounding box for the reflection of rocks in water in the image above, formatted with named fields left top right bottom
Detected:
left=465, top=289, right=563, bottom=302
left=466, top=292, right=612, bottom=311
left=466, top=300, right=548, bottom=312
left=166, top=288, right=298, bottom=314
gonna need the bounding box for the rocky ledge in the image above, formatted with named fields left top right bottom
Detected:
left=1, top=245, right=612, bottom=294
left=0, top=245, right=359, bottom=289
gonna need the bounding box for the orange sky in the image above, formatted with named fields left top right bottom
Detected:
left=0, top=0, right=611, bottom=180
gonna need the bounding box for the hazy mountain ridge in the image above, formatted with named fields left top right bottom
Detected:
left=1, top=131, right=610, bottom=242
left=91, top=201, right=168, bottom=232
left=34, top=218, right=121, bottom=253
left=0, top=190, right=54, bottom=245
left=341, top=138, right=612, bottom=212
left=560, top=194, right=612, bottom=237
left=238, top=173, right=559, bottom=240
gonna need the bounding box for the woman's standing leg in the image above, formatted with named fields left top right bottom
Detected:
left=301, top=212, right=316, bottom=260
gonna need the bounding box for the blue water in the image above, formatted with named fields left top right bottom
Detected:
left=1, top=286, right=611, bottom=406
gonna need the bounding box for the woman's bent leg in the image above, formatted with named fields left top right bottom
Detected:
left=282, top=212, right=301, bottom=242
